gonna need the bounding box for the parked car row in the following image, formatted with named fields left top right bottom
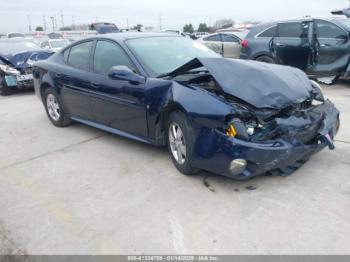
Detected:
left=233, top=17, right=350, bottom=85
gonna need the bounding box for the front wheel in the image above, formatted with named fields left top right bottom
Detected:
left=167, top=112, right=199, bottom=175
left=43, top=87, right=72, bottom=127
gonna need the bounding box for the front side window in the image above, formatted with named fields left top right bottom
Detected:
left=277, top=22, right=308, bottom=38
left=316, top=20, right=347, bottom=39
left=93, top=40, right=135, bottom=74
left=67, top=41, right=92, bottom=70
left=258, top=26, right=277, bottom=37
left=203, top=34, right=222, bottom=42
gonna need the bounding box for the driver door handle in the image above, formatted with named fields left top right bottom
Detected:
left=320, top=43, right=331, bottom=47
left=275, top=43, right=285, bottom=47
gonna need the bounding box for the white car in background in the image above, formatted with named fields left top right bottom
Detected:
left=196, top=31, right=248, bottom=58
left=40, top=39, right=70, bottom=52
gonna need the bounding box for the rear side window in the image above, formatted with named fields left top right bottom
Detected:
left=277, top=23, right=307, bottom=38
left=316, top=20, right=347, bottom=39
left=222, top=34, right=239, bottom=43
left=203, top=34, right=221, bottom=42
left=93, top=40, right=135, bottom=74
left=258, top=26, right=277, bottom=37
left=67, top=41, right=92, bottom=70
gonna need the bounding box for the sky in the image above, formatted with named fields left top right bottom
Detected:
left=0, top=0, right=349, bottom=33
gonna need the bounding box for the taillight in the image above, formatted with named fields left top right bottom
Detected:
left=241, top=40, right=249, bottom=48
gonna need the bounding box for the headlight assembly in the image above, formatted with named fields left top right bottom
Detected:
left=0, top=64, right=20, bottom=76
left=226, top=118, right=249, bottom=140
left=310, top=80, right=325, bottom=102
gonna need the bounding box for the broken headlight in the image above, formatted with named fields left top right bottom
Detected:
left=0, top=64, right=20, bottom=76
left=310, top=80, right=324, bottom=102
left=226, top=118, right=255, bottom=140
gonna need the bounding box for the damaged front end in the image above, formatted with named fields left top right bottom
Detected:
left=171, top=58, right=340, bottom=179
left=0, top=48, right=53, bottom=94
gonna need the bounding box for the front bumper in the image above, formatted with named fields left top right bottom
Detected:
left=192, top=100, right=339, bottom=179
left=1, top=71, right=34, bottom=90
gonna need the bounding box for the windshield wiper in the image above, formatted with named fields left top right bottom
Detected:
left=157, top=69, right=208, bottom=79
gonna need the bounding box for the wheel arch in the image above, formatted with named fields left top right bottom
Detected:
left=154, top=101, right=189, bottom=146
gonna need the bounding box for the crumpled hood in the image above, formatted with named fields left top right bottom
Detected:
left=0, top=50, right=53, bottom=69
left=171, top=57, right=313, bottom=109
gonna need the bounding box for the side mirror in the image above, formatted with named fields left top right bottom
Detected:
left=108, top=65, right=145, bottom=85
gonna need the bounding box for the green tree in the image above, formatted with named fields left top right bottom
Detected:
left=35, top=26, right=44, bottom=31
left=197, top=23, right=209, bottom=32
left=183, top=23, right=194, bottom=33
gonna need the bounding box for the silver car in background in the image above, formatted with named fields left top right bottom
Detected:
left=196, top=31, right=249, bottom=58
left=40, top=39, right=70, bottom=52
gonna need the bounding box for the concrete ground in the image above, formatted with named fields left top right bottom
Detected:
left=0, top=82, right=349, bottom=255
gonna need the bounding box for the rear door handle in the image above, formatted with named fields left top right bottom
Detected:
left=275, top=43, right=285, bottom=47
left=90, top=82, right=100, bottom=89
left=320, top=43, right=331, bottom=47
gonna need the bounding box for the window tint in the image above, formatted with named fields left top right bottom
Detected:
left=316, top=20, right=347, bottom=39
left=277, top=23, right=307, bottom=38
left=203, top=34, right=221, bottom=42
left=258, top=26, right=277, bottom=37
left=67, top=41, right=92, bottom=70
left=93, top=40, right=135, bottom=74
left=222, top=34, right=239, bottom=43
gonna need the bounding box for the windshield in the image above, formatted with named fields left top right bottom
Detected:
left=337, top=18, right=350, bottom=30
left=126, top=36, right=220, bottom=77
left=50, top=40, right=68, bottom=48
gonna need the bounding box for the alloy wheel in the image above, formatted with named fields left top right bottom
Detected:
left=46, top=94, right=60, bottom=121
left=169, top=122, right=187, bottom=165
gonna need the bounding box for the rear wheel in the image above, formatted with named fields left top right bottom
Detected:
left=255, top=55, right=275, bottom=64
left=167, top=111, right=198, bottom=175
left=43, top=87, right=72, bottom=127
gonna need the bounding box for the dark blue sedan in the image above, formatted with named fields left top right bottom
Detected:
left=33, top=33, right=340, bottom=180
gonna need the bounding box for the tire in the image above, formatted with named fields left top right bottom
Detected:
left=0, top=76, right=11, bottom=96
left=0, top=86, right=10, bottom=96
left=255, top=55, right=275, bottom=64
left=167, top=111, right=199, bottom=175
left=43, top=87, right=72, bottom=127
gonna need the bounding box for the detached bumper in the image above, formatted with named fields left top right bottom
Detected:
left=192, top=100, right=339, bottom=179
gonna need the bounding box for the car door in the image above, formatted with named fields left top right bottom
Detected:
left=271, top=22, right=311, bottom=71
left=88, top=40, right=148, bottom=139
left=202, top=34, right=223, bottom=55
left=221, top=34, right=241, bottom=58
left=309, top=19, right=350, bottom=75
left=55, top=40, right=94, bottom=120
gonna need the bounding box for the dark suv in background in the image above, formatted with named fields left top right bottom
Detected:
left=240, top=18, right=350, bottom=84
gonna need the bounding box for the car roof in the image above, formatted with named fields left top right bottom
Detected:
left=247, top=17, right=349, bottom=37
left=83, top=32, right=181, bottom=42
